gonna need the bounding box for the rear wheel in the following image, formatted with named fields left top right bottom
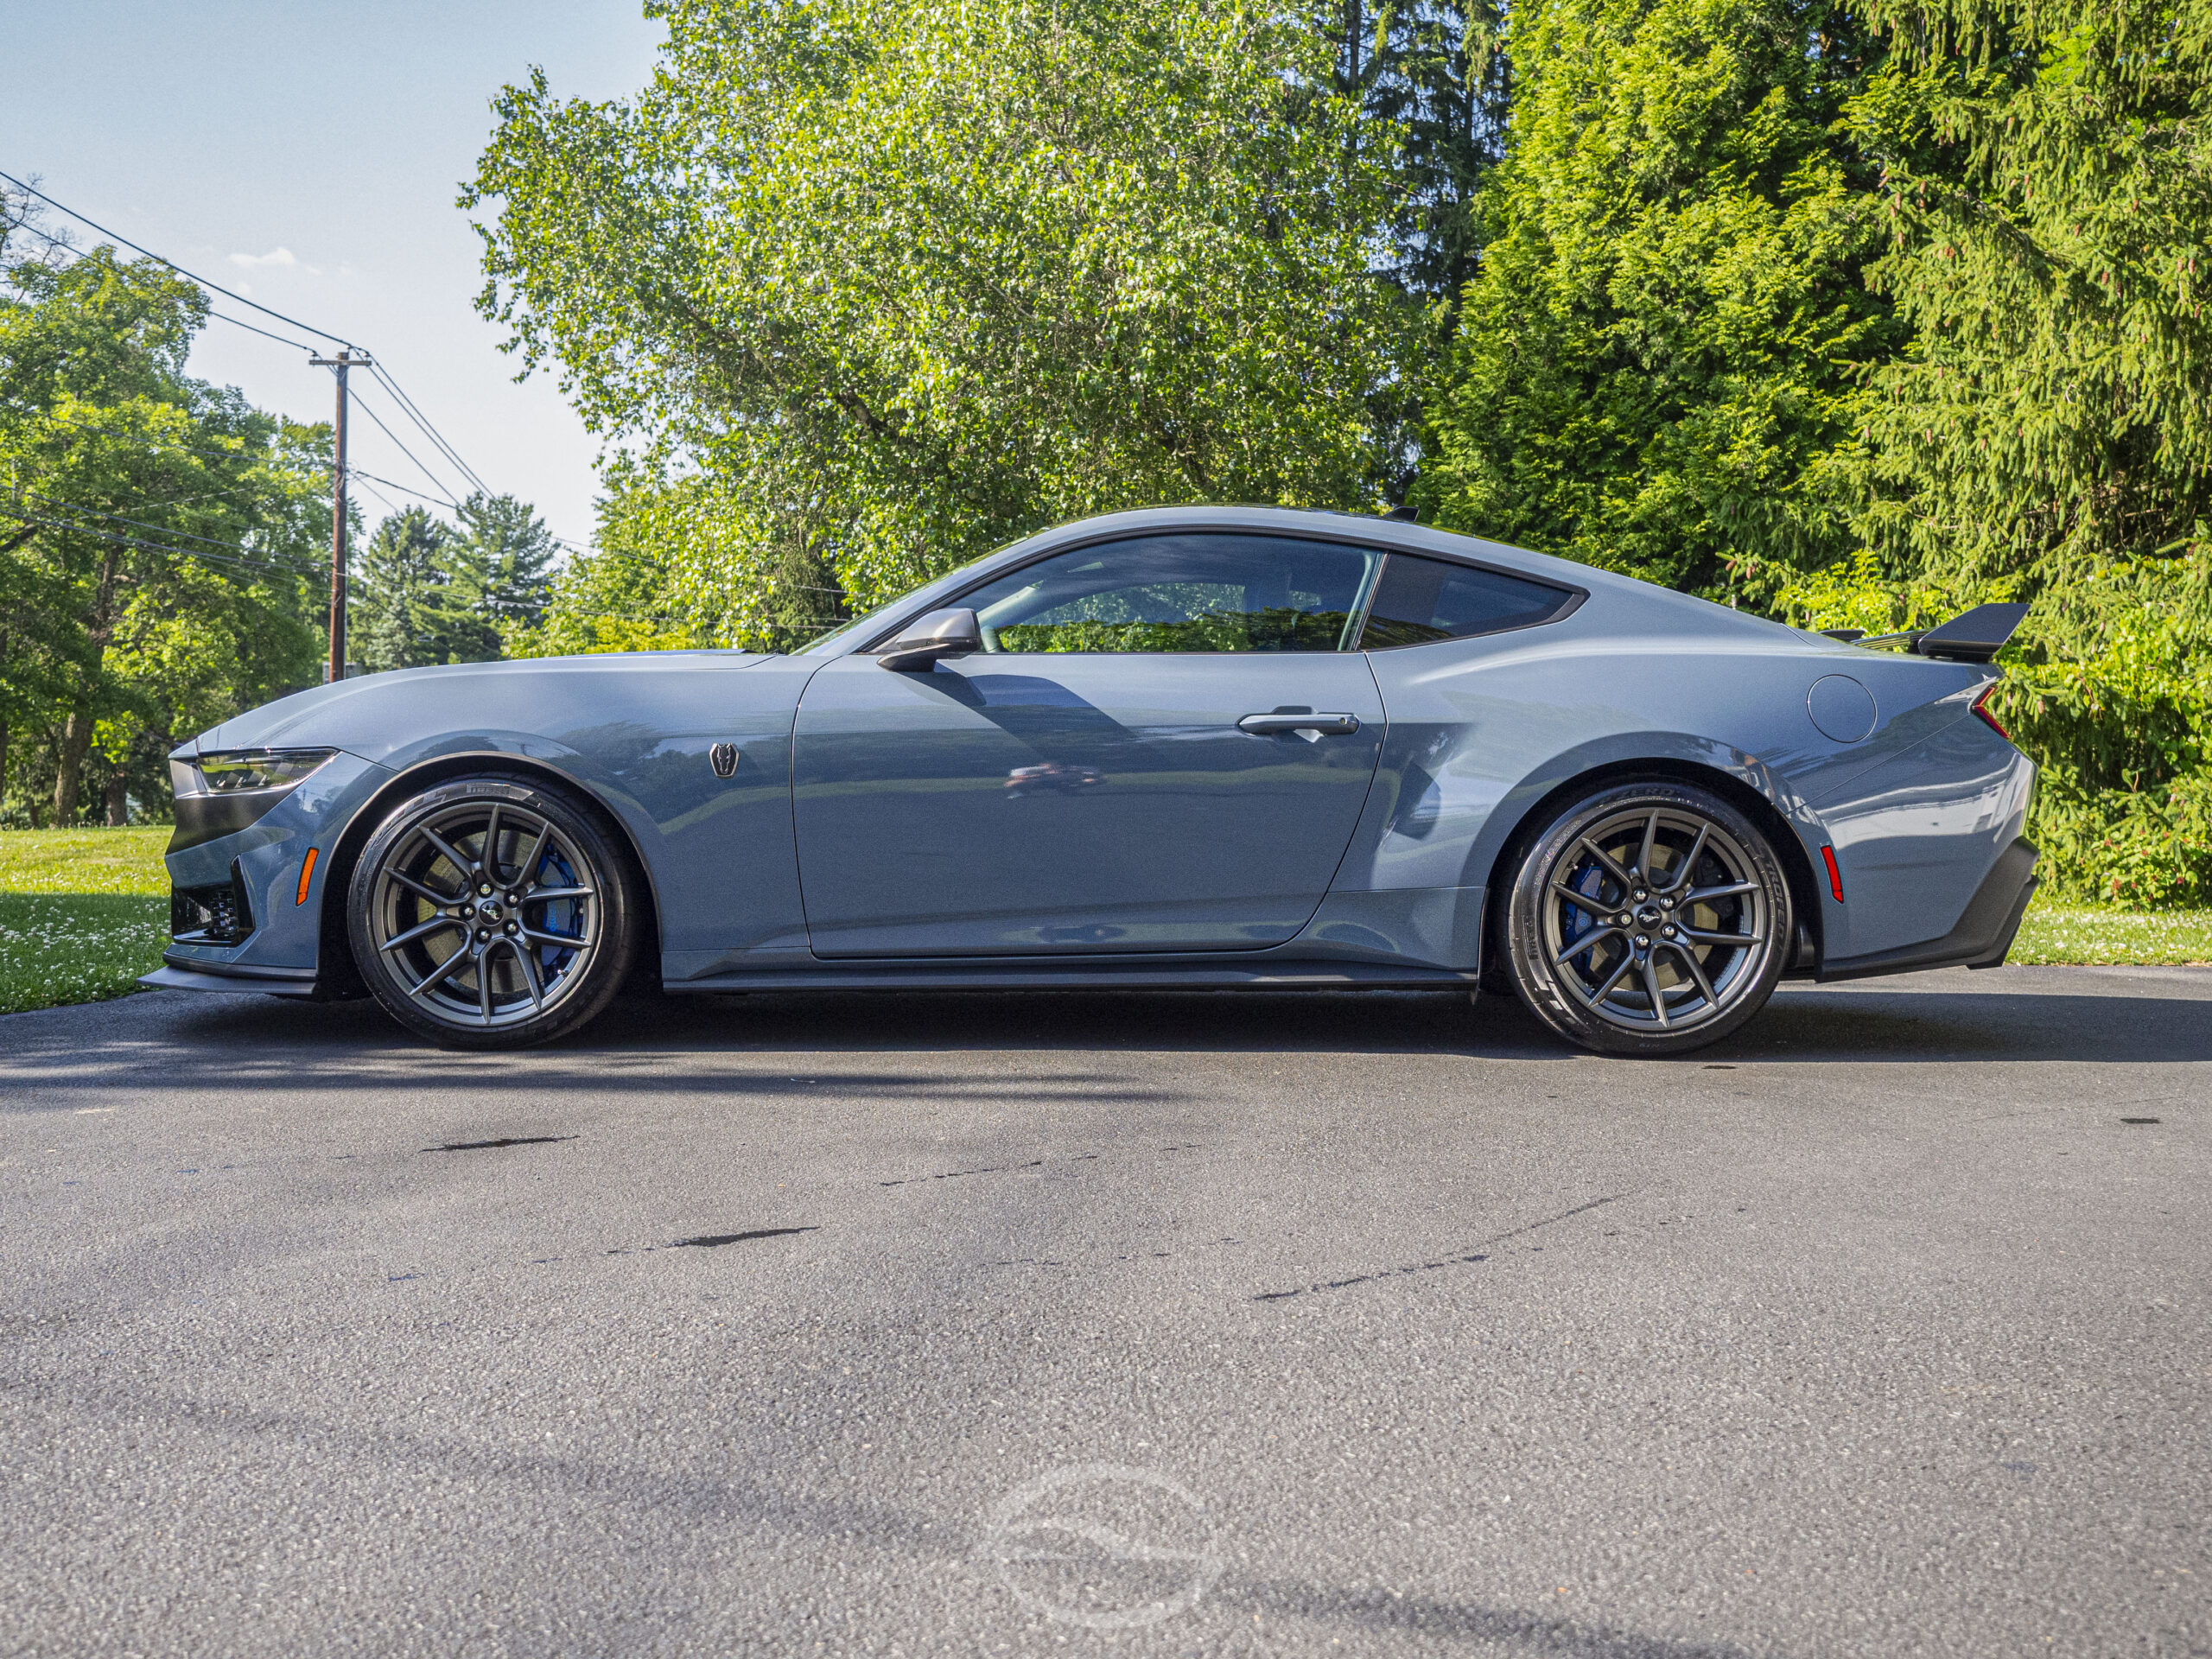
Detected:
left=1503, top=781, right=1790, bottom=1057
left=346, top=775, right=640, bottom=1049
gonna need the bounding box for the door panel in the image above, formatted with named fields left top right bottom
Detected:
left=791, top=653, right=1385, bottom=956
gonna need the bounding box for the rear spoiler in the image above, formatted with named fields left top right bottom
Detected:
left=1819, top=602, right=2029, bottom=664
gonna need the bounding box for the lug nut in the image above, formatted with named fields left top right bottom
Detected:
left=1634, top=934, right=1649, bottom=948
left=1662, top=925, right=1677, bottom=938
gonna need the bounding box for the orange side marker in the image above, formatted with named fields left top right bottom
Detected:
left=296, top=846, right=320, bottom=906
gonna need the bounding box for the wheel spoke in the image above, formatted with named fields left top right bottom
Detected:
left=1637, top=810, right=1660, bottom=885
left=1578, top=838, right=1637, bottom=894
left=1681, top=925, right=1764, bottom=947
left=379, top=913, right=462, bottom=953
left=406, top=948, right=471, bottom=1001
left=1685, top=880, right=1758, bottom=904
left=1549, top=879, right=1608, bottom=914
left=1588, top=951, right=1637, bottom=1003
left=1670, top=941, right=1719, bottom=1008
left=520, top=924, right=588, bottom=950
left=517, top=821, right=553, bottom=887
left=1665, top=825, right=1710, bottom=893
left=388, top=868, right=462, bottom=906
left=482, top=804, right=505, bottom=885
left=1555, top=926, right=1621, bottom=966
left=1641, top=957, right=1670, bottom=1027
left=478, top=943, right=495, bottom=1024
left=512, top=938, right=547, bottom=1011
left=418, top=825, right=476, bottom=882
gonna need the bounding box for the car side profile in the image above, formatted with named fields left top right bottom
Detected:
left=143, top=505, right=2039, bottom=1056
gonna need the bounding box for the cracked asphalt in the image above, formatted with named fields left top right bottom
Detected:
left=1, top=966, right=2207, bottom=1658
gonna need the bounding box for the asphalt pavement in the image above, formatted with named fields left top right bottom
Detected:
left=2, top=967, right=2207, bottom=1658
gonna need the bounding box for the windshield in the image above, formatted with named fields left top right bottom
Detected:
left=792, top=541, right=1027, bottom=655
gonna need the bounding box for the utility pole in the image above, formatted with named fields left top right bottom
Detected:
left=307, top=347, right=370, bottom=682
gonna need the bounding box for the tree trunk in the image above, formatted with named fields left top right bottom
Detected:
left=53, top=711, right=94, bottom=826
left=105, top=766, right=129, bottom=827
left=0, top=715, right=8, bottom=818
left=53, top=550, right=122, bottom=827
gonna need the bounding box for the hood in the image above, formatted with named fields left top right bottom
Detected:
left=182, top=652, right=769, bottom=756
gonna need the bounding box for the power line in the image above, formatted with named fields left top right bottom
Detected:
left=16, top=489, right=287, bottom=556
left=369, top=362, right=489, bottom=497
left=2, top=169, right=353, bottom=347
left=343, top=379, right=467, bottom=508
left=3, top=509, right=325, bottom=581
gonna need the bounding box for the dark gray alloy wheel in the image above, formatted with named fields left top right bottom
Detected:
left=346, top=775, right=640, bottom=1049
left=1503, top=780, right=1791, bottom=1057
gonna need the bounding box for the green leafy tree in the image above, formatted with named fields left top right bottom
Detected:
left=1, top=238, right=331, bottom=824
left=467, top=0, right=1421, bottom=648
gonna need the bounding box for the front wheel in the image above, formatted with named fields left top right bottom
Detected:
left=347, top=775, right=641, bottom=1049
left=1503, top=781, right=1791, bottom=1058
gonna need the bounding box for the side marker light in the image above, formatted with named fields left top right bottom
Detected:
left=1821, top=844, right=1844, bottom=903
left=296, top=847, right=320, bottom=906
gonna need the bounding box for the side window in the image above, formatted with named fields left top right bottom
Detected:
left=958, top=534, right=1380, bottom=654
left=1358, top=553, right=1574, bottom=649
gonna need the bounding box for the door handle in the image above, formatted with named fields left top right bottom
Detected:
left=1237, top=712, right=1361, bottom=737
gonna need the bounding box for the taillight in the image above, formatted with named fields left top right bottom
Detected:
left=1972, top=683, right=2012, bottom=743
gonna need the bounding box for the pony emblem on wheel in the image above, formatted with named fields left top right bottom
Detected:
left=143, top=505, right=2039, bottom=1055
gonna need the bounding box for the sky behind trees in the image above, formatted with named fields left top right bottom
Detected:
left=0, top=0, right=664, bottom=546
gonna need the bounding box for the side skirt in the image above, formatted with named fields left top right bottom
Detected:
left=664, top=959, right=1478, bottom=995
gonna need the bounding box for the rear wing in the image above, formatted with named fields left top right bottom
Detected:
left=1819, top=602, right=2029, bottom=664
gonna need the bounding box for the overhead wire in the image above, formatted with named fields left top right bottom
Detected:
left=2, top=169, right=352, bottom=346
left=9, top=176, right=598, bottom=556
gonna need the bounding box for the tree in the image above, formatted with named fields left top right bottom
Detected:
left=454, top=491, right=556, bottom=629
left=1, top=239, right=331, bottom=823
left=1419, top=0, right=1902, bottom=596
left=467, top=0, right=1421, bottom=647
left=353, top=507, right=458, bottom=673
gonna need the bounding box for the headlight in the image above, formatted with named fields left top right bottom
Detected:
left=172, top=749, right=337, bottom=798
left=167, top=748, right=340, bottom=855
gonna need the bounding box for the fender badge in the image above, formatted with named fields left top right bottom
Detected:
left=709, top=742, right=740, bottom=779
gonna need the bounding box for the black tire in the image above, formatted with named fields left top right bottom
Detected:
left=1503, top=780, right=1791, bottom=1058
left=346, top=774, right=642, bottom=1049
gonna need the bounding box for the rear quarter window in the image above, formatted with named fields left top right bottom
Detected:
left=1359, top=553, right=1576, bottom=649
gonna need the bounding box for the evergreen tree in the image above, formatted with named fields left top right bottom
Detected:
left=1420, top=0, right=1900, bottom=595
left=353, top=508, right=457, bottom=674
left=454, top=492, right=556, bottom=628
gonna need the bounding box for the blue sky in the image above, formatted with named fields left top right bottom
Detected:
left=3, top=1, right=668, bottom=548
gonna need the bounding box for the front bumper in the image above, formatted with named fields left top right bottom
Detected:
left=138, top=963, right=322, bottom=998
left=150, top=751, right=391, bottom=990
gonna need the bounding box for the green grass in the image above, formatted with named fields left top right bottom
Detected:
left=0, top=826, right=171, bottom=1014
left=0, top=826, right=2205, bottom=1017
left=2011, top=902, right=2212, bottom=965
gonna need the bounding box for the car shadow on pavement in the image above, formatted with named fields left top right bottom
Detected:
left=2, top=968, right=2206, bottom=1092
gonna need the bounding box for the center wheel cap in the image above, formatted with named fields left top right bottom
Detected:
left=477, top=900, right=504, bottom=923
left=1636, top=905, right=1662, bottom=928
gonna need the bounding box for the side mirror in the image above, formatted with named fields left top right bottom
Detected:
left=877, top=607, right=982, bottom=671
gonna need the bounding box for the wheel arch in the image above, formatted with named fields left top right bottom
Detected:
left=1477, top=756, right=1823, bottom=980
left=314, top=752, right=664, bottom=997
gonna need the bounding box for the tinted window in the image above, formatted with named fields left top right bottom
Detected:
left=959, top=534, right=1380, bottom=654
left=1357, top=553, right=1573, bottom=648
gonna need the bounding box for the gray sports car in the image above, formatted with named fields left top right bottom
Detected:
left=143, top=506, right=2038, bottom=1056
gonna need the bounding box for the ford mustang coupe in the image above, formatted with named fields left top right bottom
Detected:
left=144, top=506, right=2039, bottom=1057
